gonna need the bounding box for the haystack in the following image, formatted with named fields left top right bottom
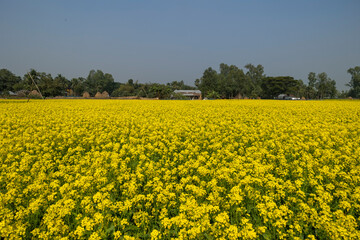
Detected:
left=234, top=93, right=242, bottom=99
left=83, top=92, right=90, bottom=98
left=29, top=90, right=41, bottom=98
left=301, top=96, right=306, bottom=100
left=16, top=90, right=27, bottom=97
left=101, top=91, right=110, bottom=98
left=30, top=90, right=40, bottom=96
left=95, top=92, right=102, bottom=98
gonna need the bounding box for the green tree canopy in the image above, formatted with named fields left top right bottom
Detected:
left=261, top=76, right=301, bottom=99
left=70, top=77, right=86, bottom=96
left=347, top=66, right=360, bottom=98
left=85, top=70, right=115, bottom=95
left=112, top=84, right=136, bottom=97
left=148, top=83, right=172, bottom=99
left=315, top=72, right=337, bottom=99
left=218, top=63, right=247, bottom=98
left=167, top=80, right=196, bottom=91
left=245, top=63, right=265, bottom=98
left=0, top=69, right=21, bottom=93
left=197, top=67, right=219, bottom=98
left=196, top=63, right=265, bottom=99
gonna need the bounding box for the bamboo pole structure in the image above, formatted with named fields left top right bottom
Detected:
left=28, top=72, right=44, bottom=99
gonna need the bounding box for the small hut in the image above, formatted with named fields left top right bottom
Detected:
left=173, top=90, right=202, bottom=100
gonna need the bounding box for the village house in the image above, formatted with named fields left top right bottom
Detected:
left=173, top=90, right=202, bottom=100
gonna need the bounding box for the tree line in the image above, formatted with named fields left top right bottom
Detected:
left=196, top=63, right=359, bottom=99
left=1, top=64, right=359, bottom=99
left=0, top=69, right=195, bottom=99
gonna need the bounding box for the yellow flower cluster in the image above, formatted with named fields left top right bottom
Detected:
left=0, top=99, right=359, bottom=239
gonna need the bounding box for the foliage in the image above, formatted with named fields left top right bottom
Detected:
left=306, top=72, right=337, bottom=99
left=1, top=100, right=360, bottom=239
left=196, top=64, right=341, bottom=99
left=70, top=77, right=86, bottom=96
left=171, top=92, right=188, bottom=100
left=85, top=70, right=116, bottom=96
left=261, top=76, right=301, bottom=99
left=347, top=66, right=360, bottom=98
left=111, top=84, right=136, bottom=97
left=0, top=69, right=21, bottom=93
left=197, top=63, right=262, bottom=99
left=18, top=70, right=71, bottom=98
left=245, top=63, right=265, bottom=98
left=206, top=90, right=220, bottom=99
left=0, top=65, right=347, bottom=99
left=316, top=72, right=337, bottom=99
left=197, top=67, right=219, bottom=98
left=218, top=63, right=248, bottom=99
left=148, top=83, right=172, bottom=99
left=167, top=80, right=196, bottom=91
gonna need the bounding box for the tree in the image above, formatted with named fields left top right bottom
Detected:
left=245, top=64, right=265, bottom=98
left=127, top=79, right=134, bottom=86
left=195, top=63, right=261, bottom=99
left=112, top=84, right=135, bottom=97
left=22, top=70, right=52, bottom=97
left=148, top=83, right=172, bottom=99
left=0, top=69, right=21, bottom=93
left=218, top=63, right=247, bottom=98
left=324, top=79, right=337, bottom=98
left=52, top=74, right=70, bottom=96
left=195, top=78, right=200, bottom=89
left=167, top=80, right=196, bottom=91
left=17, top=69, right=71, bottom=97
left=316, top=72, right=328, bottom=99
left=197, top=67, right=219, bottom=98
left=306, top=72, right=337, bottom=99
left=70, top=77, right=86, bottom=96
left=306, top=72, right=317, bottom=99
left=85, top=70, right=115, bottom=95
left=207, top=90, right=220, bottom=99
left=296, top=80, right=307, bottom=99
left=308, top=72, right=316, bottom=88
left=347, top=66, right=360, bottom=98
left=316, top=72, right=337, bottom=99
left=261, top=76, right=300, bottom=99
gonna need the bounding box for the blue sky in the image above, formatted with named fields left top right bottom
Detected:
left=1, top=0, right=359, bottom=90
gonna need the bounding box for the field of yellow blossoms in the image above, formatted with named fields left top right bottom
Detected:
left=0, top=99, right=360, bottom=239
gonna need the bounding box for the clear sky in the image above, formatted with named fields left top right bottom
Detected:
left=1, top=0, right=359, bottom=90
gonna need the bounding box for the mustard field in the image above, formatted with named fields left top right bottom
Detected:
left=0, top=99, right=359, bottom=240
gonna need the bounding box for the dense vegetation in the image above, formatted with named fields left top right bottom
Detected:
left=1, top=64, right=359, bottom=99
left=195, top=64, right=345, bottom=99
